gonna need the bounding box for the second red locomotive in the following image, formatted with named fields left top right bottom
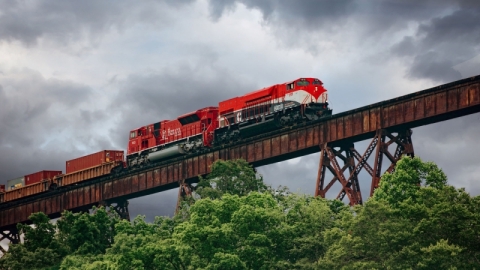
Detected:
left=127, top=107, right=219, bottom=167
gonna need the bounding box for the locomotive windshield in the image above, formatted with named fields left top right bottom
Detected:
left=178, top=114, right=200, bottom=125
left=297, top=81, right=309, bottom=86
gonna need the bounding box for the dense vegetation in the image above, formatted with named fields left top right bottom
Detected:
left=1, top=157, right=479, bottom=269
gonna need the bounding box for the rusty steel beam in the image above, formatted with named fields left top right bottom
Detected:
left=315, top=128, right=415, bottom=204
left=1, top=75, right=479, bottom=230
left=0, top=228, right=20, bottom=245
left=315, top=143, right=363, bottom=205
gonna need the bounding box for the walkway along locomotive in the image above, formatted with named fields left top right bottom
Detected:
left=0, top=78, right=330, bottom=204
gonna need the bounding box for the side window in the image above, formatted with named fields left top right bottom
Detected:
left=287, top=83, right=294, bottom=90
left=130, top=131, right=136, bottom=138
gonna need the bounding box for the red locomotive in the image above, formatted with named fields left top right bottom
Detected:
left=0, top=77, right=331, bottom=203
left=215, top=77, right=330, bottom=143
left=127, top=107, right=219, bottom=167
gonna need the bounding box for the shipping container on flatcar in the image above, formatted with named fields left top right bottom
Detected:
left=1, top=159, right=124, bottom=204
left=66, top=150, right=124, bottom=174
left=7, top=177, right=24, bottom=191
left=60, top=160, right=124, bottom=186
left=25, top=170, right=62, bottom=185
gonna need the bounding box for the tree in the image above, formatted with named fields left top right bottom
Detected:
left=0, top=212, right=67, bottom=270
left=0, top=208, right=120, bottom=270
left=195, top=159, right=268, bottom=200
left=173, top=192, right=284, bottom=269
left=60, top=215, right=184, bottom=270
left=56, top=207, right=118, bottom=256
left=372, top=156, right=447, bottom=206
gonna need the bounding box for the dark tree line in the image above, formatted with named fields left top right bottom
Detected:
left=1, top=157, right=479, bottom=269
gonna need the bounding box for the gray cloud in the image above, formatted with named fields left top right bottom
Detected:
left=0, top=69, right=92, bottom=146
left=128, top=189, right=178, bottom=222
left=0, top=0, right=194, bottom=47
left=389, top=2, right=480, bottom=82
left=207, top=0, right=480, bottom=82
left=208, top=0, right=356, bottom=29
left=408, top=51, right=463, bottom=82
left=207, top=0, right=356, bottom=55
left=0, top=68, right=111, bottom=184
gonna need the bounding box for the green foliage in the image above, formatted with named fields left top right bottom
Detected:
left=57, top=207, right=118, bottom=255
left=61, top=192, right=342, bottom=269
left=196, top=159, right=268, bottom=199
left=0, top=212, right=67, bottom=270
left=2, top=157, right=479, bottom=270
left=0, top=207, right=119, bottom=270
left=373, top=156, right=447, bottom=206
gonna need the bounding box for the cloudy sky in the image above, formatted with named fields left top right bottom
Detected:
left=1, top=0, right=479, bottom=220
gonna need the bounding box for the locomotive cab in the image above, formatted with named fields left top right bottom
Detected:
left=283, top=78, right=331, bottom=120
left=128, top=124, right=159, bottom=156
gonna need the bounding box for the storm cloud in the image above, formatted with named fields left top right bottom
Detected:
left=0, top=0, right=197, bottom=47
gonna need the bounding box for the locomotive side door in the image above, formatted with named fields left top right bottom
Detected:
left=201, top=117, right=214, bottom=146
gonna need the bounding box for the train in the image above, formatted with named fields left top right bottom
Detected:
left=0, top=78, right=330, bottom=204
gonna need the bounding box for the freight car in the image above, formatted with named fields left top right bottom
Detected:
left=25, top=170, right=62, bottom=186
left=6, top=177, right=24, bottom=191
left=0, top=151, right=125, bottom=203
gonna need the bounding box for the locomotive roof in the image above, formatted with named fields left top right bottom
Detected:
left=176, top=106, right=218, bottom=119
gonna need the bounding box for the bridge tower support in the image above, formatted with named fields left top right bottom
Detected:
left=315, top=128, right=414, bottom=205
left=0, top=227, right=20, bottom=254
left=110, top=200, right=131, bottom=221
left=99, top=199, right=131, bottom=221
left=176, top=180, right=194, bottom=213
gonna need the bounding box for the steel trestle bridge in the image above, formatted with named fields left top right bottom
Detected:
left=1, top=76, right=479, bottom=245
